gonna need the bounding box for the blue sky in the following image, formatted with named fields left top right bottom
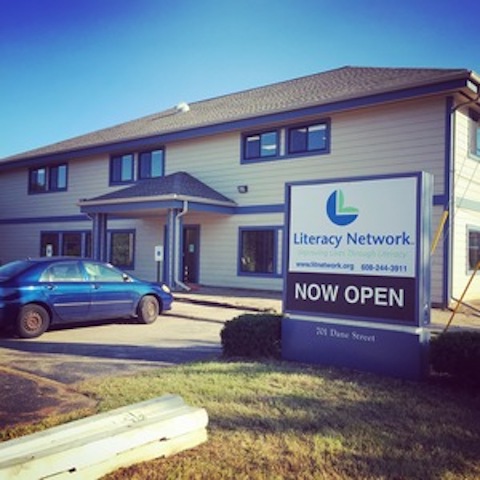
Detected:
left=1, top=0, right=479, bottom=159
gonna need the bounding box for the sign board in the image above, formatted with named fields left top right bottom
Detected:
left=282, top=172, right=432, bottom=379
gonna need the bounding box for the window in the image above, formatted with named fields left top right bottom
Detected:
left=29, top=164, right=67, bottom=193
left=239, top=228, right=276, bottom=275
left=40, top=262, right=84, bottom=282
left=139, top=149, right=164, bottom=179
left=243, top=131, right=278, bottom=160
left=110, top=154, right=134, bottom=184
left=468, top=228, right=480, bottom=271
left=62, top=233, right=82, bottom=256
left=469, top=109, right=480, bottom=157
left=84, top=261, right=125, bottom=282
left=475, top=123, right=480, bottom=157
left=49, top=164, right=68, bottom=191
left=110, top=231, right=135, bottom=269
left=241, top=119, right=331, bottom=163
left=40, top=231, right=91, bottom=257
left=288, top=122, right=329, bottom=154
left=40, top=233, right=59, bottom=256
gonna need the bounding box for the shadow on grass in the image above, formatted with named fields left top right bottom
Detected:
left=174, top=361, right=480, bottom=480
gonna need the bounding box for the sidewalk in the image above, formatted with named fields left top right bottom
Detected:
left=175, top=286, right=480, bottom=333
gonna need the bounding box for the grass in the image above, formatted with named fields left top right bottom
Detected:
left=80, top=361, right=480, bottom=479
left=2, top=360, right=480, bottom=479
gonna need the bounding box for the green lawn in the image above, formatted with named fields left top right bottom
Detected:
left=67, top=360, right=480, bottom=480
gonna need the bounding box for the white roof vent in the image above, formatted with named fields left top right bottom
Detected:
left=175, top=102, right=190, bottom=113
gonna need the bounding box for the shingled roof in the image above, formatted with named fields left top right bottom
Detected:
left=79, top=171, right=236, bottom=207
left=2, top=66, right=476, bottom=163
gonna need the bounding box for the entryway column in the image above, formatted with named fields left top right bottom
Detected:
left=92, top=213, right=108, bottom=261
left=165, top=209, right=177, bottom=288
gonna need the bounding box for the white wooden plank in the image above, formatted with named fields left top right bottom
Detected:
left=53, top=428, right=208, bottom=479
left=0, top=395, right=208, bottom=480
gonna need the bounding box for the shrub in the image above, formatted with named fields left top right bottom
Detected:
left=220, top=313, right=283, bottom=359
left=430, top=331, right=480, bottom=384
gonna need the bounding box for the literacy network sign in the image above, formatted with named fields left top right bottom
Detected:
left=282, top=172, right=432, bottom=380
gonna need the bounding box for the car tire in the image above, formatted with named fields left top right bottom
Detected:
left=137, top=295, right=160, bottom=324
left=16, top=304, right=50, bottom=339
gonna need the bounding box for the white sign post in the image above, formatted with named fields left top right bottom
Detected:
left=155, top=245, right=164, bottom=283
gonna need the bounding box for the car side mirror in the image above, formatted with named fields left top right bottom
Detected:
left=122, top=274, right=131, bottom=282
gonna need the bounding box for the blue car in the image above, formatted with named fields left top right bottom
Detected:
left=0, top=257, right=173, bottom=338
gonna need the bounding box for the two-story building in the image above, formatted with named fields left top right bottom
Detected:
left=1, top=66, right=479, bottom=306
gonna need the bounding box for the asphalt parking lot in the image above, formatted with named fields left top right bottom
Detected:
left=0, top=290, right=277, bottom=385
left=0, top=289, right=280, bottom=428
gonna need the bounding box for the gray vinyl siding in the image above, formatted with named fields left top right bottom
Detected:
left=450, top=109, right=480, bottom=301
left=165, top=97, right=448, bottom=296
left=1, top=93, right=473, bottom=303
left=184, top=212, right=284, bottom=291
left=0, top=155, right=115, bottom=220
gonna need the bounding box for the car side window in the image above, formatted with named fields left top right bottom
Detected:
left=83, top=262, right=125, bottom=282
left=40, top=262, right=84, bottom=282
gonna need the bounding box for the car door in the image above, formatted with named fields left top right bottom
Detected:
left=82, top=261, right=137, bottom=320
left=40, top=261, right=92, bottom=322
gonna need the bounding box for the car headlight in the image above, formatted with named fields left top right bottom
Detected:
left=161, top=284, right=171, bottom=294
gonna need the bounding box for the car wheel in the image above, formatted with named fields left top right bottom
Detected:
left=138, top=295, right=160, bottom=324
left=16, top=304, right=50, bottom=338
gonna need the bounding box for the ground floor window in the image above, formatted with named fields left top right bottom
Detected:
left=40, top=231, right=91, bottom=258
left=110, top=230, right=135, bottom=269
left=468, top=228, right=480, bottom=271
left=239, top=227, right=281, bottom=276
left=40, top=229, right=135, bottom=269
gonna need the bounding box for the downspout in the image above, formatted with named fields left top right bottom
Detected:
left=174, top=200, right=191, bottom=291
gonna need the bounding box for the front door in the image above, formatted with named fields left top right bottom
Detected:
left=182, top=226, right=199, bottom=284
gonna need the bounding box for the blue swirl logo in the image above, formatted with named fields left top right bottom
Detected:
left=326, top=190, right=359, bottom=226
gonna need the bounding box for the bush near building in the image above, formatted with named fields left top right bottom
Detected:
left=221, top=314, right=480, bottom=385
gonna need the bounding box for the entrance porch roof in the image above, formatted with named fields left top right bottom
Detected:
left=78, top=171, right=237, bottom=216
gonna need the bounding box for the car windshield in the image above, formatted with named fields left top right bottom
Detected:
left=0, top=260, right=32, bottom=281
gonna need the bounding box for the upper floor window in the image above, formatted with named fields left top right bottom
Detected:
left=241, top=119, right=331, bottom=164
left=29, top=164, right=67, bottom=194
left=288, top=122, right=329, bottom=154
left=475, top=123, right=480, bottom=157
left=139, top=149, right=164, bottom=179
left=110, top=154, right=134, bottom=184
left=243, top=131, right=278, bottom=161
left=469, top=109, right=480, bottom=157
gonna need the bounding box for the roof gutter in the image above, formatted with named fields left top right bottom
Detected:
left=77, top=193, right=236, bottom=208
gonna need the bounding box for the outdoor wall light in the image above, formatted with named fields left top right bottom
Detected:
left=237, top=185, right=248, bottom=193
